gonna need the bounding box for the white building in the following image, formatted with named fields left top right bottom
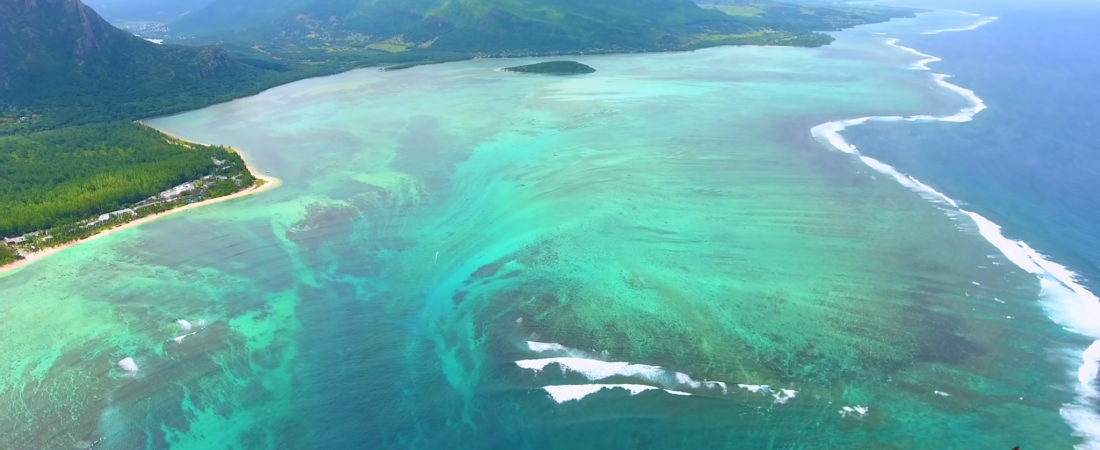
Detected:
left=159, top=182, right=196, bottom=200
left=92, top=209, right=136, bottom=225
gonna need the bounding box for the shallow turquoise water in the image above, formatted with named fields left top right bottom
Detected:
left=0, top=10, right=1085, bottom=449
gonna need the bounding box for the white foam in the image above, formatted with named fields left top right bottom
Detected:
left=840, top=405, right=870, bottom=418
left=173, top=336, right=186, bottom=344
left=117, top=357, right=138, bottom=373
left=541, top=384, right=690, bottom=403
left=526, top=341, right=590, bottom=358
left=772, top=389, right=797, bottom=404
left=884, top=38, right=941, bottom=70
left=515, top=357, right=725, bottom=392
left=737, top=384, right=770, bottom=393
left=932, top=74, right=987, bottom=121
left=527, top=341, right=568, bottom=353
left=814, top=22, right=1100, bottom=449
left=934, top=390, right=951, bottom=397
left=921, top=17, right=998, bottom=35
left=1077, top=341, right=1100, bottom=392
left=176, top=319, right=192, bottom=331
left=518, top=358, right=662, bottom=378
left=1062, top=404, right=1100, bottom=450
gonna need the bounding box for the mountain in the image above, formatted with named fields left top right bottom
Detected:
left=694, top=0, right=925, bottom=33
left=0, top=0, right=286, bottom=129
left=81, top=0, right=216, bottom=22
left=168, top=0, right=817, bottom=57
left=167, top=0, right=922, bottom=61
left=0, top=0, right=270, bottom=247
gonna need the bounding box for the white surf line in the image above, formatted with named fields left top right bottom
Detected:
left=541, top=384, right=690, bottom=403
left=735, top=384, right=798, bottom=404
left=884, top=38, right=940, bottom=71
left=922, top=15, right=998, bottom=35
left=517, top=354, right=733, bottom=396
left=813, top=15, right=1100, bottom=450
left=515, top=357, right=728, bottom=392
left=526, top=341, right=596, bottom=359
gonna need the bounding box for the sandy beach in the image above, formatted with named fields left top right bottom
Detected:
left=0, top=130, right=280, bottom=276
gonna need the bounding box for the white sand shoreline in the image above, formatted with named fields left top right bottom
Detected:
left=0, top=128, right=280, bottom=277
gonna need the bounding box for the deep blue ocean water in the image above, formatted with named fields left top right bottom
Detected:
left=850, top=0, right=1100, bottom=296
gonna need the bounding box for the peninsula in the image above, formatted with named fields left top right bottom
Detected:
left=0, top=128, right=279, bottom=274
left=502, top=61, right=596, bottom=75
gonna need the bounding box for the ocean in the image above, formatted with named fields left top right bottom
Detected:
left=0, top=5, right=1096, bottom=449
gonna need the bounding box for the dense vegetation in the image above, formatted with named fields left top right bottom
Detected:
left=0, top=0, right=332, bottom=131
left=0, top=245, right=19, bottom=265
left=163, top=0, right=922, bottom=64
left=697, top=0, right=925, bottom=33
left=0, top=0, right=268, bottom=254
left=503, top=61, right=596, bottom=75
left=0, top=123, right=252, bottom=238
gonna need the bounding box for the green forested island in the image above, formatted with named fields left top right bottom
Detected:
left=503, top=61, right=596, bottom=75
left=0, top=0, right=923, bottom=266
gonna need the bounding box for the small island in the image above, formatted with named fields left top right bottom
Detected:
left=502, top=61, right=596, bottom=75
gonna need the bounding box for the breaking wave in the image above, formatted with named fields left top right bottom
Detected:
left=541, top=384, right=691, bottom=403
left=515, top=357, right=727, bottom=393
left=117, top=357, right=138, bottom=374
left=840, top=405, right=869, bottom=419
left=812, top=15, right=1100, bottom=449
left=921, top=16, right=998, bottom=35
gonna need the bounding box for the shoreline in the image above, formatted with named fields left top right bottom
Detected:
left=0, top=130, right=281, bottom=277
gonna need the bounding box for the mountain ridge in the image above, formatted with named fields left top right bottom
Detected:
left=167, top=0, right=812, bottom=56
left=0, top=0, right=289, bottom=130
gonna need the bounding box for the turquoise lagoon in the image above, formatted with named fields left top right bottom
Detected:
left=0, top=10, right=1087, bottom=450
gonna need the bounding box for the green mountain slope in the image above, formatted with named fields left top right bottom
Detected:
left=0, top=0, right=266, bottom=245
left=170, top=0, right=838, bottom=57
left=697, top=0, right=924, bottom=32
left=0, top=0, right=287, bottom=129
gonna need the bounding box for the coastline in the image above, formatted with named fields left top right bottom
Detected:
left=810, top=13, right=1100, bottom=448
left=0, top=130, right=281, bottom=277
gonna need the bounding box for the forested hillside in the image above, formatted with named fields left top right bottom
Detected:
left=696, top=0, right=924, bottom=32
left=0, top=0, right=268, bottom=248
left=0, top=0, right=297, bottom=130
left=172, top=0, right=757, bottom=53
left=166, top=0, right=919, bottom=61
left=0, top=123, right=251, bottom=237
